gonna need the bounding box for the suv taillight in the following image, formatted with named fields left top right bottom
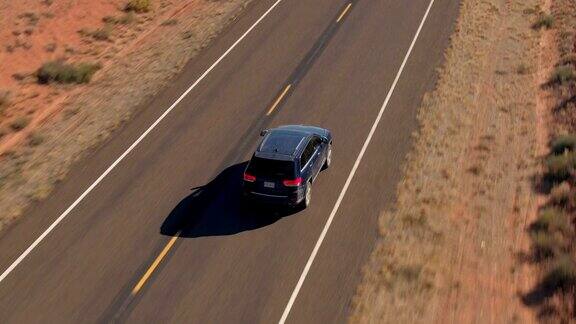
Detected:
left=283, top=177, right=302, bottom=187
left=243, top=173, right=256, bottom=182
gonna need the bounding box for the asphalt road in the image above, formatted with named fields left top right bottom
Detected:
left=0, top=0, right=459, bottom=322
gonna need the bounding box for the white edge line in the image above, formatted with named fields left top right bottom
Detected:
left=277, top=0, right=436, bottom=322
left=0, top=0, right=285, bottom=284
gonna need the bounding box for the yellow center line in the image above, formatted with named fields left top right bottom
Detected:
left=131, top=231, right=181, bottom=295
left=267, top=84, right=292, bottom=115
left=336, top=3, right=352, bottom=23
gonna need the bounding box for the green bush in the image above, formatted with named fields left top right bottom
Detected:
left=530, top=231, right=561, bottom=259
left=540, top=257, right=576, bottom=290
left=551, top=134, right=576, bottom=154
left=531, top=207, right=571, bottom=235
left=36, top=61, right=102, bottom=84
left=533, top=14, right=554, bottom=30
left=125, top=0, right=151, bottom=13
left=545, top=153, right=576, bottom=181
left=549, top=65, right=576, bottom=84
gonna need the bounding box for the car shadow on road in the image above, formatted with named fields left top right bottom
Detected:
left=160, top=161, right=298, bottom=238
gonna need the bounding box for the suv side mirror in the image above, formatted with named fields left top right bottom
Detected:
left=260, top=129, right=268, bottom=136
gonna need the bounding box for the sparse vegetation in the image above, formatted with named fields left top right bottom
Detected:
left=549, top=182, right=571, bottom=205
left=18, top=12, right=39, bottom=26
left=545, top=153, right=575, bottom=181
left=549, top=65, right=576, bottom=84
left=10, top=117, right=31, bottom=131
left=516, top=63, right=530, bottom=74
left=530, top=207, right=571, bottom=235
left=0, top=90, right=11, bottom=113
left=124, top=0, right=152, bottom=13
left=530, top=231, right=561, bottom=259
left=103, top=12, right=135, bottom=25
left=28, top=132, right=45, bottom=146
left=533, top=13, right=554, bottom=30
left=551, top=134, right=576, bottom=154
left=36, top=61, right=102, bottom=84
left=559, top=53, right=576, bottom=66
left=91, top=26, right=112, bottom=41
left=80, top=25, right=113, bottom=41
left=44, top=42, right=57, bottom=52
left=161, top=19, right=178, bottom=26
left=540, top=257, right=576, bottom=291
left=181, top=30, right=194, bottom=40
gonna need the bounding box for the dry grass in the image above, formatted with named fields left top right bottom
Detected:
left=351, top=0, right=541, bottom=322
left=36, top=61, right=102, bottom=84
left=124, top=0, right=152, bottom=13
left=0, top=91, right=11, bottom=114
left=9, top=117, right=31, bottom=131
left=524, top=0, right=576, bottom=318
left=0, top=0, right=256, bottom=232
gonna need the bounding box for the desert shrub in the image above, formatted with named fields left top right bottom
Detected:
left=550, top=182, right=571, bottom=206
left=533, top=14, right=554, bottom=30
left=531, top=207, right=572, bottom=235
left=44, top=42, right=57, bottom=52
left=516, top=63, right=530, bottom=74
left=19, top=12, right=39, bottom=26
left=119, top=12, right=136, bottom=24
left=531, top=231, right=561, bottom=259
left=551, top=134, right=576, bottom=154
left=105, top=12, right=135, bottom=25
left=161, top=19, right=178, bottom=26
left=549, top=65, right=576, bottom=84
left=559, top=53, right=576, bottom=66
left=0, top=90, right=10, bottom=113
left=91, top=27, right=111, bottom=41
left=540, top=257, right=576, bottom=290
left=545, top=153, right=576, bottom=181
left=36, top=61, right=101, bottom=84
left=10, top=116, right=31, bottom=131
left=28, top=132, right=45, bottom=146
left=124, top=0, right=151, bottom=13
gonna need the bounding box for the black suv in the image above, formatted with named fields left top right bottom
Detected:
left=242, top=125, right=332, bottom=208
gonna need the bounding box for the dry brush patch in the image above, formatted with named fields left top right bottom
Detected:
left=522, top=0, right=576, bottom=320
left=351, top=0, right=542, bottom=322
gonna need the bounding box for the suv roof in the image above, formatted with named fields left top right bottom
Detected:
left=255, top=129, right=310, bottom=161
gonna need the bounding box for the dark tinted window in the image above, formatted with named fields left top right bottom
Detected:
left=300, top=140, right=315, bottom=168
left=247, top=157, right=295, bottom=177
left=311, top=136, right=322, bottom=149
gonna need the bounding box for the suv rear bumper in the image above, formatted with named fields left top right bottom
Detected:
left=242, top=187, right=303, bottom=206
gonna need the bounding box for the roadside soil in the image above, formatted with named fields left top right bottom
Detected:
left=0, top=0, right=252, bottom=231
left=350, top=0, right=545, bottom=322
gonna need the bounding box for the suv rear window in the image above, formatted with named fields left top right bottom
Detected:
left=247, top=157, right=296, bottom=178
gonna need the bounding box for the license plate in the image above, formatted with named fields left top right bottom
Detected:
left=264, top=181, right=275, bottom=188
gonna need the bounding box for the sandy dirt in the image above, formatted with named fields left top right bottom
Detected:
left=0, top=0, right=253, bottom=230
left=350, top=0, right=545, bottom=322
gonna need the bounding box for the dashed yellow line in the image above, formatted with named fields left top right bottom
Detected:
left=267, top=84, right=292, bottom=115
left=131, top=232, right=181, bottom=295
left=337, top=3, right=353, bottom=23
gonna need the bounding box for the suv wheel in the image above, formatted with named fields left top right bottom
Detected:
left=302, top=182, right=312, bottom=208
left=323, top=143, right=332, bottom=170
